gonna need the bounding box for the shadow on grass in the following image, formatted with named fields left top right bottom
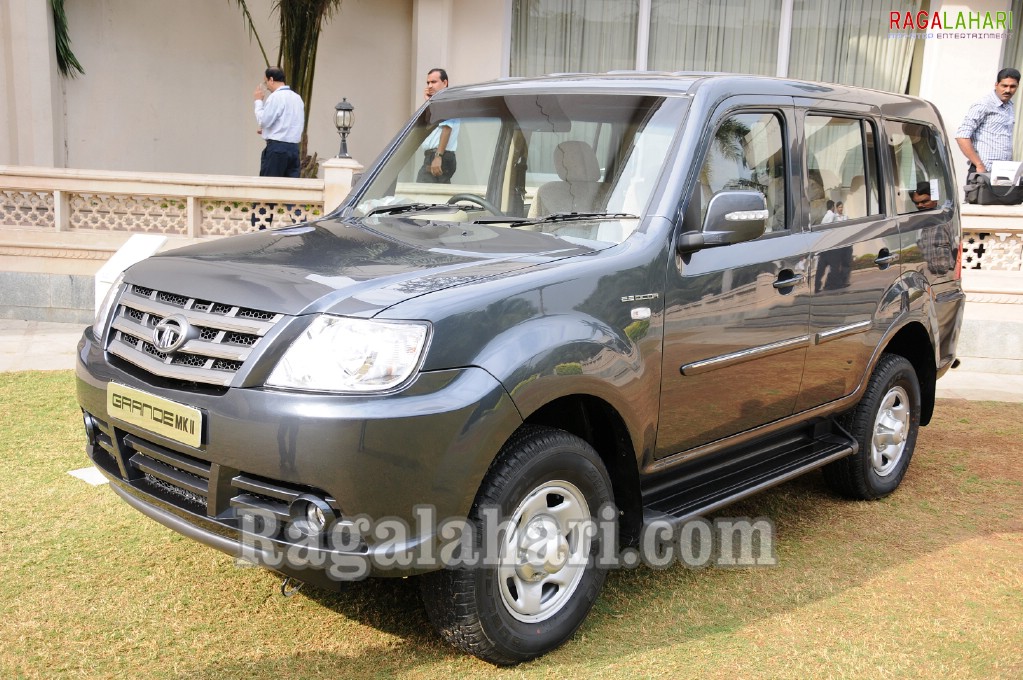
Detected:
left=182, top=399, right=1023, bottom=677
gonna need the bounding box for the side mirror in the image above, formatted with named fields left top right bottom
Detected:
left=677, top=190, right=768, bottom=254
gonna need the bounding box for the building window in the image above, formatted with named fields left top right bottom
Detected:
left=510, top=0, right=638, bottom=77
left=648, top=0, right=782, bottom=75
left=511, top=0, right=920, bottom=94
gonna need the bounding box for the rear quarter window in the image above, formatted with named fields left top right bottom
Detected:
left=884, top=120, right=951, bottom=215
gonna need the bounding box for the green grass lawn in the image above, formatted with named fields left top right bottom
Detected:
left=1, top=371, right=1021, bottom=678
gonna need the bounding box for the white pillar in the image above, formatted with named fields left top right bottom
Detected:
left=0, top=0, right=65, bottom=166
left=411, top=0, right=454, bottom=110
left=321, top=157, right=365, bottom=213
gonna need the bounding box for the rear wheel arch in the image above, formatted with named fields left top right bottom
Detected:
left=879, top=321, right=936, bottom=425
left=825, top=352, right=921, bottom=499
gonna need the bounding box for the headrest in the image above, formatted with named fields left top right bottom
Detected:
left=554, top=141, right=600, bottom=182
left=807, top=168, right=825, bottom=200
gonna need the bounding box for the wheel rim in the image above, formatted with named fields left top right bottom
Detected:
left=497, top=480, right=592, bottom=623
left=870, top=385, right=910, bottom=477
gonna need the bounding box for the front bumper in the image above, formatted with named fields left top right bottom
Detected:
left=75, top=330, right=521, bottom=581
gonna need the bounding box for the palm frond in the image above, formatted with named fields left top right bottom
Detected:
left=51, top=0, right=84, bottom=78
left=230, top=0, right=271, bottom=68
left=271, top=0, right=344, bottom=177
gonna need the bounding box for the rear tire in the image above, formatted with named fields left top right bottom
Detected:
left=419, top=425, right=613, bottom=665
left=824, top=353, right=921, bottom=500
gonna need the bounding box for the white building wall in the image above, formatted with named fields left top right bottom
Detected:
left=449, top=0, right=509, bottom=83
left=5, top=0, right=415, bottom=176
left=62, top=0, right=269, bottom=175
left=311, top=0, right=415, bottom=167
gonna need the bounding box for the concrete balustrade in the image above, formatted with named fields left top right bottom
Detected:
left=958, top=204, right=1023, bottom=373
left=0, top=164, right=343, bottom=322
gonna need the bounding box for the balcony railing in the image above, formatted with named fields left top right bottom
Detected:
left=0, top=166, right=327, bottom=237
left=961, top=204, right=1023, bottom=272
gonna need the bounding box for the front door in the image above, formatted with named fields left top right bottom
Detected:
left=656, top=104, right=812, bottom=458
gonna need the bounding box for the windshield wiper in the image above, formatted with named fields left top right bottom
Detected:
left=367, top=202, right=452, bottom=216
left=538, top=211, right=639, bottom=223
left=474, top=211, right=639, bottom=226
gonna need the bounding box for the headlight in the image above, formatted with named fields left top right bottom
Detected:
left=93, top=272, right=125, bottom=340
left=267, top=315, right=430, bottom=392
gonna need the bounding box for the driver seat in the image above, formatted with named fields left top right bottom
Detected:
left=529, top=141, right=607, bottom=217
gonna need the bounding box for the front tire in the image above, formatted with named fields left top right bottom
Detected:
left=419, top=425, right=613, bottom=665
left=824, top=353, right=921, bottom=500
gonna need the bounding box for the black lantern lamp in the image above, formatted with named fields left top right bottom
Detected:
left=334, top=98, right=354, bottom=158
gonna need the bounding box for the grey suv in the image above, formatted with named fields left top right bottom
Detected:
left=76, top=73, right=964, bottom=664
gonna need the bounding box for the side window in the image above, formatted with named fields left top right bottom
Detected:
left=884, top=120, right=951, bottom=215
left=805, top=115, right=882, bottom=225
left=697, top=112, right=786, bottom=233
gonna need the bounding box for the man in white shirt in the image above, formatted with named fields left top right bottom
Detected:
left=955, top=67, right=1019, bottom=173
left=417, top=68, right=459, bottom=183
left=253, top=67, right=305, bottom=178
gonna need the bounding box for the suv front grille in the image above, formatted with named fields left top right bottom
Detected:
left=106, top=284, right=283, bottom=386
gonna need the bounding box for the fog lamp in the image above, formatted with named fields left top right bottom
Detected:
left=82, top=410, right=98, bottom=447
left=289, top=494, right=336, bottom=536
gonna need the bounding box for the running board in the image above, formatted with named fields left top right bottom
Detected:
left=642, top=431, right=856, bottom=525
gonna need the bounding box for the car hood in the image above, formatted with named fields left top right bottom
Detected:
left=124, top=216, right=606, bottom=317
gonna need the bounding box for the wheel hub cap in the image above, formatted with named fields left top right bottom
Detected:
left=516, top=515, right=570, bottom=581
left=497, top=481, right=591, bottom=623
left=871, top=385, right=911, bottom=476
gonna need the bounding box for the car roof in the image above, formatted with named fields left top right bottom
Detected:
left=438, top=72, right=941, bottom=126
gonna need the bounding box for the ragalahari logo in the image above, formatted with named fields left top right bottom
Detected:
left=890, top=9, right=1012, bottom=31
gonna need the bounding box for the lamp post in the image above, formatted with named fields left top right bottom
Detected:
left=334, top=98, right=354, bottom=159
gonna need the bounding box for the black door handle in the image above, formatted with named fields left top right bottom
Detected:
left=773, top=274, right=804, bottom=289
left=874, top=249, right=899, bottom=268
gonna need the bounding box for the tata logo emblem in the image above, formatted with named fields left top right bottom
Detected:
left=152, top=315, right=191, bottom=353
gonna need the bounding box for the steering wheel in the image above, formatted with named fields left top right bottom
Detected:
left=447, top=193, right=504, bottom=216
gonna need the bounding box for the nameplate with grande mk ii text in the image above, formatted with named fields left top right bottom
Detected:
left=106, top=383, right=203, bottom=448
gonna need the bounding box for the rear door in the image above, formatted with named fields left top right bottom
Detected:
left=795, top=108, right=902, bottom=410
left=884, top=118, right=961, bottom=367
left=656, top=98, right=813, bottom=457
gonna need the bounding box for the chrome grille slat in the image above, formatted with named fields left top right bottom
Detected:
left=108, top=342, right=234, bottom=386
left=111, top=315, right=252, bottom=361
left=232, top=474, right=305, bottom=505
left=120, top=289, right=279, bottom=335
left=105, top=284, right=283, bottom=386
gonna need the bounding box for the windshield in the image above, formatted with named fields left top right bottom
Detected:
left=350, top=92, right=687, bottom=246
